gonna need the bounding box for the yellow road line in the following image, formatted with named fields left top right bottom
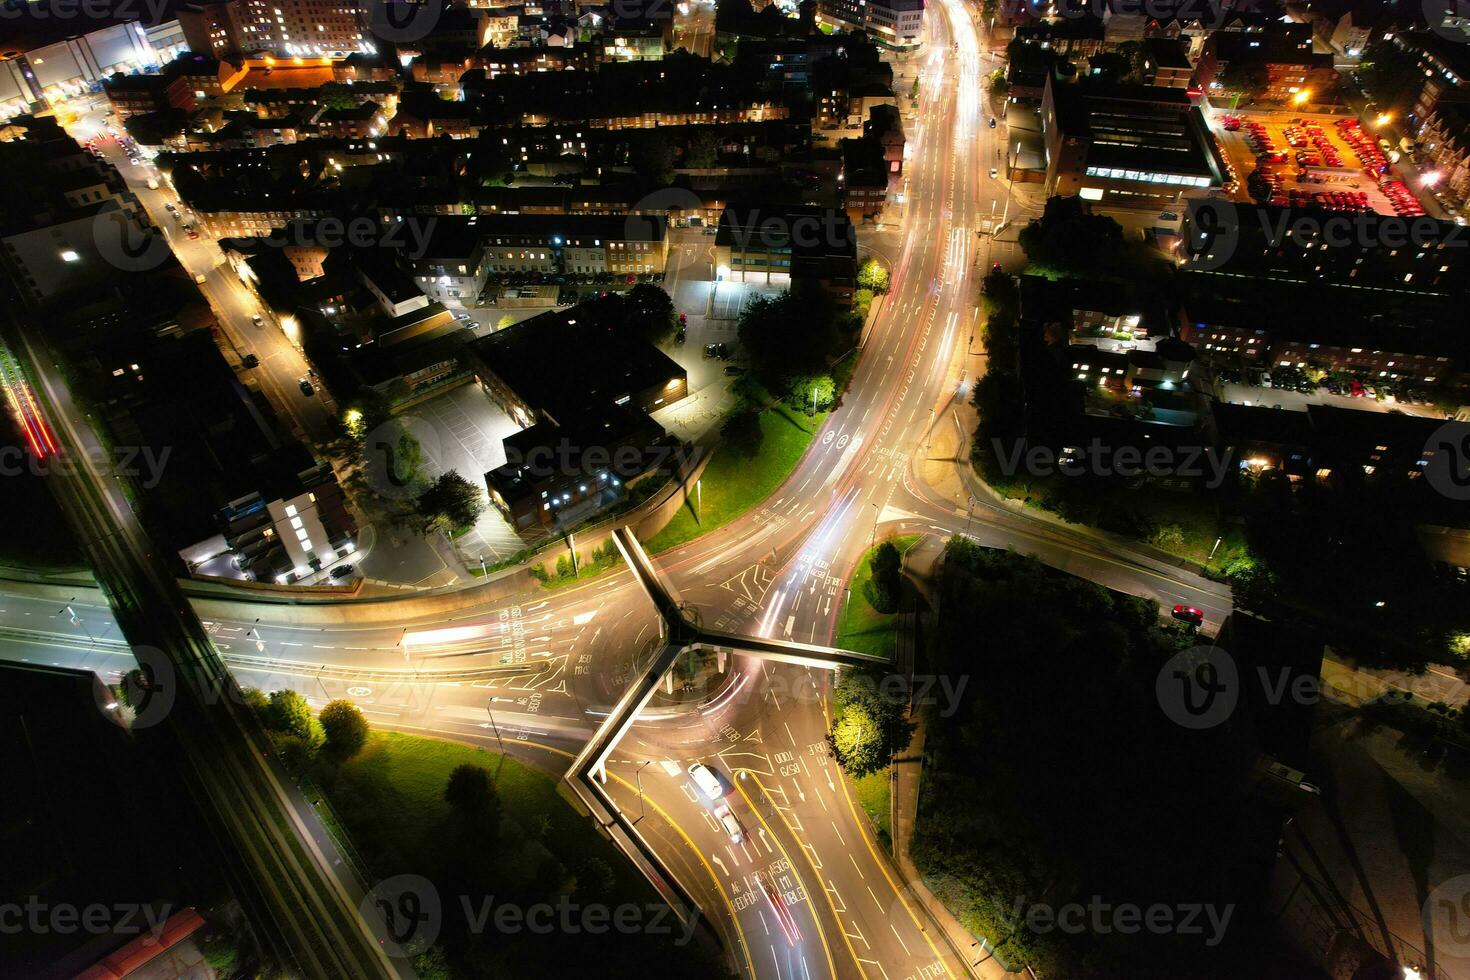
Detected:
left=739, top=772, right=852, bottom=980
left=821, top=700, right=959, bottom=979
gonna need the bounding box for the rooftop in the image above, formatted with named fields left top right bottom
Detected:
left=469, top=301, right=685, bottom=424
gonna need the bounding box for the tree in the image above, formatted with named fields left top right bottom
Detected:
left=319, top=699, right=369, bottom=759
left=1018, top=196, right=1125, bottom=275
left=1355, top=41, right=1426, bottom=120
left=685, top=130, right=721, bottom=169
left=319, top=83, right=358, bottom=111
left=856, top=258, right=890, bottom=293
left=623, top=283, right=676, bottom=345
left=241, top=686, right=269, bottom=717
left=864, top=541, right=902, bottom=614
left=788, top=374, right=836, bottom=414
left=721, top=410, right=764, bottom=459
left=738, top=290, right=841, bottom=390
left=632, top=134, right=677, bottom=184
left=1219, top=59, right=1270, bottom=102
left=574, top=857, right=616, bottom=899
left=828, top=666, right=914, bottom=777
left=417, top=471, right=485, bottom=533
left=266, top=689, right=326, bottom=751
left=445, top=763, right=501, bottom=828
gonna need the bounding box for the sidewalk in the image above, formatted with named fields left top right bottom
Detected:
left=887, top=604, right=1021, bottom=980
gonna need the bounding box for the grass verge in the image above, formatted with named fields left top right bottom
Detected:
left=642, top=404, right=826, bottom=555
left=853, top=769, right=892, bottom=848
left=835, top=535, right=919, bottom=660
left=318, top=731, right=717, bottom=974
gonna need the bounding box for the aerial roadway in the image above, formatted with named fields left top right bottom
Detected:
left=0, top=1, right=1231, bottom=977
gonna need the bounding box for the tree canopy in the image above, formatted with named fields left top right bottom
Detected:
left=738, top=290, right=842, bottom=390
left=417, top=471, right=485, bottom=533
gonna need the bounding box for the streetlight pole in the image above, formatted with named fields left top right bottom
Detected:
left=869, top=501, right=880, bottom=546
left=485, top=701, right=505, bottom=754
left=634, top=759, right=651, bottom=824
left=479, top=554, right=488, bottom=577
left=695, top=478, right=702, bottom=524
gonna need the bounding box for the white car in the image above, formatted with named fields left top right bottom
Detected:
left=714, top=803, right=745, bottom=844
left=687, top=762, right=724, bottom=800
left=990, top=167, right=999, bottom=178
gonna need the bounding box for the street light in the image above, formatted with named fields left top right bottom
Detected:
left=1375, top=113, right=1392, bottom=128
left=634, top=760, right=651, bottom=824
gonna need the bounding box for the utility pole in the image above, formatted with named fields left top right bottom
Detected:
left=485, top=701, right=505, bottom=753
left=479, top=554, right=488, bottom=577
left=695, top=478, right=702, bottom=524
left=869, top=501, right=880, bottom=547
left=634, top=759, right=651, bottom=824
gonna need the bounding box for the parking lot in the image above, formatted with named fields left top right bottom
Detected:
left=1218, top=381, right=1448, bottom=420
left=709, top=278, right=784, bottom=320
left=1215, top=110, right=1416, bottom=216
left=411, top=383, right=528, bottom=561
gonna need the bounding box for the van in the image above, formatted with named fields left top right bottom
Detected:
left=194, top=273, right=207, bottom=285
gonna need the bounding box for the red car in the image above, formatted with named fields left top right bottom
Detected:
left=1172, top=605, right=1205, bottom=627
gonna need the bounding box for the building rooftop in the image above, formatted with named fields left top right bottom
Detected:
left=469, top=302, right=685, bottom=424
left=1049, top=80, right=1221, bottom=182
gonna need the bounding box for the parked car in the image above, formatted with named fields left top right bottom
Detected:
left=724, top=365, right=745, bottom=376
left=989, top=117, right=997, bottom=128
left=251, top=314, right=263, bottom=326
left=241, top=353, right=259, bottom=368
left=330, top=564, right=355, bottom=580
left=298, top=378, right=315, bottom=396
left=1171, top=604, right=1204, bottom=627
